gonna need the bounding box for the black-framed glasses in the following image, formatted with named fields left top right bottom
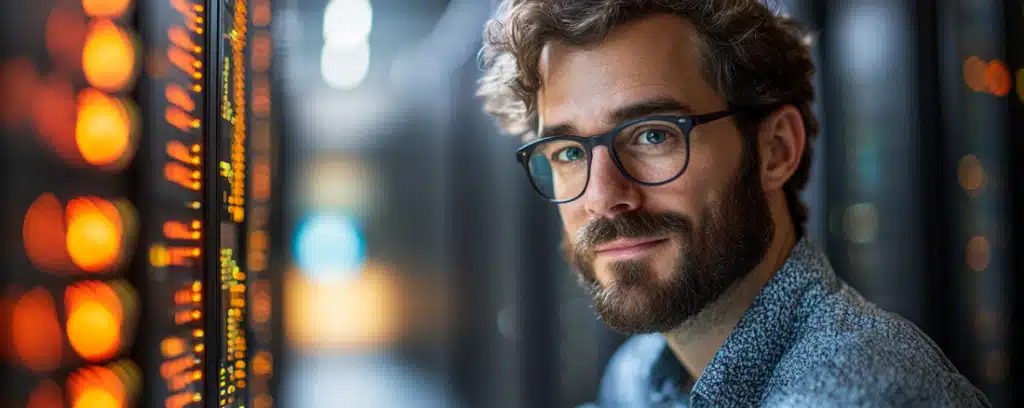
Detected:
left=516, top=109, right=736, bottom=203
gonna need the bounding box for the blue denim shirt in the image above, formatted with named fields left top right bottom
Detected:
left=579, top=238, right=991, bottom=408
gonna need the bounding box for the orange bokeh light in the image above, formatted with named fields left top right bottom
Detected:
left=74, top=388, right=120, bottom=408
left=253, top=351, right=272, bottom=376
left=253, top=2, right=271, bottom=26
left=168, top=47, right=198, bottom=77
left=985, top=60, right=1011, bottom=97
left=252, top=157, right=271, bottom=201
left=165, top=161, right=201, bottom=190
left=166, top=140, right=198, bottom=165
left=168, top=26, right=200, bottom=53
left=966, top=236, right=991, bottom=272
left=75, top=88, right=136, bottom=167
left=66, top=197, right=123, bottom=273
left=252, top=280, right=271, bottom=324
left=253, top=78, right=271, bottom=115
left=957, top=154, right=985, bottom=194
left=11, top=287, right=63, bottom=372
left=166, top=83, right=196, bottom=112
left=165, top=106, right=200, bottom=133
left=24, top=193, right=76, bottom=274
left=83, top=0, right=131, bottom=18
left=161, top=337, right=186, bottom=358
left=963, top=56, right=987, bottom=92
left=26, top=380, right=64, bottom=408
left=252, top=34, right=271, bottom=72
left=68, top=365, right=126, bottom=408
left=285, top=263, right=404, bottom=349
left=82, top=19, right=137, bottom=92
left=66, top=281, right=124, bottom=361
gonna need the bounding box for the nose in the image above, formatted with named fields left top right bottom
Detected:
left=583, top=146, right=641, bottom=217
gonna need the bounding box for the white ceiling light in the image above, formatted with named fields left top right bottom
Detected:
left=323, top=0, right=373, bottom=47
left=321, top=38, right=371, bottom=90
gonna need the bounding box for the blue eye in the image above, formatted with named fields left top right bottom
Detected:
left=555, top=146, right=585, bottom=162
left=639, top=130, right=667, bottom=145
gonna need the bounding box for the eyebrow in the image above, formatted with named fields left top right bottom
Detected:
left=538, top=97, right=696, bottom=138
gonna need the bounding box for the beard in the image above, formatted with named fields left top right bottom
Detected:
left=560, top=153, right=774, bottom=334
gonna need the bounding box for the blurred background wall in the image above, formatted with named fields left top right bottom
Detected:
left=274, top=0, right=1022, bottom=407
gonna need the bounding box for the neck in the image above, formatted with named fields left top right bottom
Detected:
left=662, top=214, right=798, bottom=380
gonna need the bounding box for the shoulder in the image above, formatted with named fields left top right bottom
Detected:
left=594, top=334, right=667, bottom=406
left=765, top=284, right=990, bottom=407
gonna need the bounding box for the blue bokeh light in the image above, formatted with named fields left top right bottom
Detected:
left=294, top=213, right=366, bottom=281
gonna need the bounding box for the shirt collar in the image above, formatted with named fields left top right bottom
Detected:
left=688, top=236, right=835, bottom=407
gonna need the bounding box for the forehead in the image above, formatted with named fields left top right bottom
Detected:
left=537, top=14, right=724, bottom=136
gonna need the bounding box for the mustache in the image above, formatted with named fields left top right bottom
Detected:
left=573, top=211, right=690, bottom=255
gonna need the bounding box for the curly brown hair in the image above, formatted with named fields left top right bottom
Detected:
left=476, top=0, right=820, bottom=236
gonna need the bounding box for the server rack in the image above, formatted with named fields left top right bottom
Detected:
left=937, top=0, right=1018, bottom=406
left=0, top=0, right=281, bottom=405
left=812, top=0, right=1019, bottom=405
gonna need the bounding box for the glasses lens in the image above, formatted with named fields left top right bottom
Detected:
left=613, top=119, right=689, bottom=183
left=527, top=139, right=589, bottom=201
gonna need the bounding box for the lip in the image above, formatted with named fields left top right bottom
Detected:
left=595, top=237, right=669, bottom=259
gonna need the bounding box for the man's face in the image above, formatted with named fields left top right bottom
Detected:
left=538, top=14, right=774, bottom=334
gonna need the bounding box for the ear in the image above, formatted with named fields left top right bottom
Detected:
left=757, top=105, right=806, bottom=192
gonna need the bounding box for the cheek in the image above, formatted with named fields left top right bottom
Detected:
left=645, top=170, right=712, bottom=219
left=646, top=136, right=737, bottom=215
left=558, top=204, right=588, bottom=240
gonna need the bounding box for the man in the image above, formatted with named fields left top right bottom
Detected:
left=477, top=1, right=991, bottom=407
